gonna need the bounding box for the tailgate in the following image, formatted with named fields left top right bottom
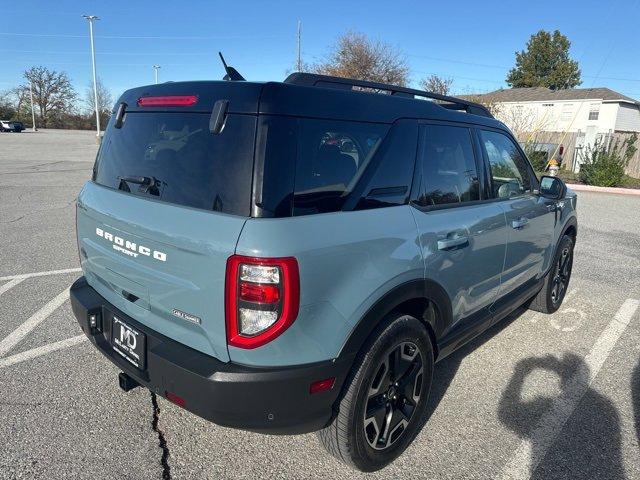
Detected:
left=77, top=182, right=247, bottom=361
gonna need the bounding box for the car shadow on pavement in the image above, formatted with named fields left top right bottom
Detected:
left=498, top=353, right=625, bottom=480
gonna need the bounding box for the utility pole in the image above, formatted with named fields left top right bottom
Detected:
left=153, top=65, right=161, bottom=84
left=83, top=15, right=101, bottom=141
left=296, top=20, right=302, bottom=72
left=29, top=81, right=37, bottom=132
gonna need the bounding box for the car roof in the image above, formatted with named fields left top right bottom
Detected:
left=115, top=79, right=507, bottom=131
left=258, top=81, right=505, bottom=128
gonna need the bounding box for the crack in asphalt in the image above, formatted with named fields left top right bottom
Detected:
left=151, top=392, right=172, bottom=480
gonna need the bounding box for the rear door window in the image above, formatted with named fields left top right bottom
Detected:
left=94, top=113, right=255, bottom=216
left=418, top=125, right=480, bottom=207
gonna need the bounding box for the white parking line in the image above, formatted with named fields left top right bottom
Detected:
left=0, top=287, right=70, bottom=357
left=529, top=288, right=578, bottom=324
left=0, top=278, right=25, bottom=297
left=0, top=335, right=86, bottom=369
left=499, top=298, right=640, bottom=480
left=0, top=267, right=81, bottom=282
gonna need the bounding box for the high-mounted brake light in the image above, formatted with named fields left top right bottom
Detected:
left=225, top=255, right=299, bottom=349
left=137, top=95, right=198, bottom=107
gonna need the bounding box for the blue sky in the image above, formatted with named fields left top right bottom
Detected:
left=2, top=0, right=640, bottom=105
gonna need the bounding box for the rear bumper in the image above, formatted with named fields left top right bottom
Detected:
left=70, top=277, right=352, bottom=434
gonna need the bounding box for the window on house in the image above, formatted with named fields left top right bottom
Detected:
left=560, top=104, right=574, bottom=121
left=588, top=103, right=600, bottom=121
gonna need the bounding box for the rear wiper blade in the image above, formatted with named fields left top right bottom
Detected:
left=118, top=176, right=164, bottom=196
left=119, top=176, right=155, bottom=186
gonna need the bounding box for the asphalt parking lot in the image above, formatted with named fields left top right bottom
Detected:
left=1, top=129, right=639, bottom=480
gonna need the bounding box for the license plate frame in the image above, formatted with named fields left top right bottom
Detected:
left=111, top=316, right=146, bottom=370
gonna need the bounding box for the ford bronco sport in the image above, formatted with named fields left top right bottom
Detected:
left=71, top=71, right=577, bottom=472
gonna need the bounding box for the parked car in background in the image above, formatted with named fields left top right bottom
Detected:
left=71, top=72, right=577, bottom=472
left=0, top=120, right=25, bottom=132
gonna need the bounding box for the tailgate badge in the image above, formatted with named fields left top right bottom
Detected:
left=172, top=309, right=202, bottom=325
left=96, top=227, right=167, bottom=262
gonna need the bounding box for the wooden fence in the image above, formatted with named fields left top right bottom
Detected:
left=514, top=130, right=640, bottom=178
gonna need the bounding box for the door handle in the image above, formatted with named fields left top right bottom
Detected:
left=511, top=217, right=529, bottom=229
left=437, top=235, right=469, bottom=251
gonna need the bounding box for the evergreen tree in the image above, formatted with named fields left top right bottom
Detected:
left=507, top=30, right=581, bottom=89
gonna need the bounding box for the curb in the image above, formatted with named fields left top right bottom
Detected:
left=565, top=183, right=640, bottom=197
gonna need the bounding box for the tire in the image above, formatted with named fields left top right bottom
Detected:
left=318, top=313, right=434, bottom=472
left=529, top=234, right=574, bottom=314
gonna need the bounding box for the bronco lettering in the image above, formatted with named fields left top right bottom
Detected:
left=95, top=227, right=167, bottom=262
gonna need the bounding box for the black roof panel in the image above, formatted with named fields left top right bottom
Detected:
left=115, top=78, right=506, bottom=130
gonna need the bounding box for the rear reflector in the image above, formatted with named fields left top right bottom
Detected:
left=165, top=391, right=186, bottom=408
left=137, top=95, right=198, bottom=107
left=310, top=377, right=335, bottom=394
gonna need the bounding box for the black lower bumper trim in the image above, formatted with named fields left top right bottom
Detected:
left=70, top=277, right=353, bottom=434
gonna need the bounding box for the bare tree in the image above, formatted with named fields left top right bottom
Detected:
left=314, top=31, right=409, bottom=86
left=0, top=90, right=17, bottom=120
left=15, top=66, right=77, bottom=127
left=421, top=75, right=453, bottom=95
left=496, top=105, right=554, bottom=139
left=85, top=77, right=114, bottom=129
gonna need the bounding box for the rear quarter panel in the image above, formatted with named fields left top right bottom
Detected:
left=232, top=205, right=423, bottom=366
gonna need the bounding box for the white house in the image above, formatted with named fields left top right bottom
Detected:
left=466, top=87, right=640, bottom=134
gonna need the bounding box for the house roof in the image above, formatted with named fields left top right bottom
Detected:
left=461, top=87, right=639, bottom=104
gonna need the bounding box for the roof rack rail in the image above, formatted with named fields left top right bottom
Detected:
left=283, top=72, right=493, bottom=119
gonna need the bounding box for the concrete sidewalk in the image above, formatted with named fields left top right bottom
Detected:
left=566, top=183, right=640, bottom=196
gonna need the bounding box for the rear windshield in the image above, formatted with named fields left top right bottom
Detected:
left=93, top=112, right=255, bottom=216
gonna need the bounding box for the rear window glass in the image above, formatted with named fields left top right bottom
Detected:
left=93, top=113, right=255, bottom=216
left=293, top=119, right=389, bottom=215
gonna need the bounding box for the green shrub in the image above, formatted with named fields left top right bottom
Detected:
left=527, top=150, right=549, bottom=172
left=579, top=134, right=637, bottom=187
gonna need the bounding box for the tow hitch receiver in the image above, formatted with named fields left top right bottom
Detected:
left=118, top=372, right=140, bottom=392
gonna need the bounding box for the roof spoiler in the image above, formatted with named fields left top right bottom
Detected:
left=283, top=73, right=493, bottom=118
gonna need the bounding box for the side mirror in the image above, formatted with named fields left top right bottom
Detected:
left=539, top=175, right=566, bottom=200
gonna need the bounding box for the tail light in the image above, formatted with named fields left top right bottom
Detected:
left=225, top=255, right=300, bottom=349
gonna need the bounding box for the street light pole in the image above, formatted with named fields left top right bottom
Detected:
left=29, top=81, right=37, bottom=132
left=296, top=20, right=302, bottom=72
left=83, top=15, right=100, bottom=140
left=153, top=65, right=161, bottom=84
